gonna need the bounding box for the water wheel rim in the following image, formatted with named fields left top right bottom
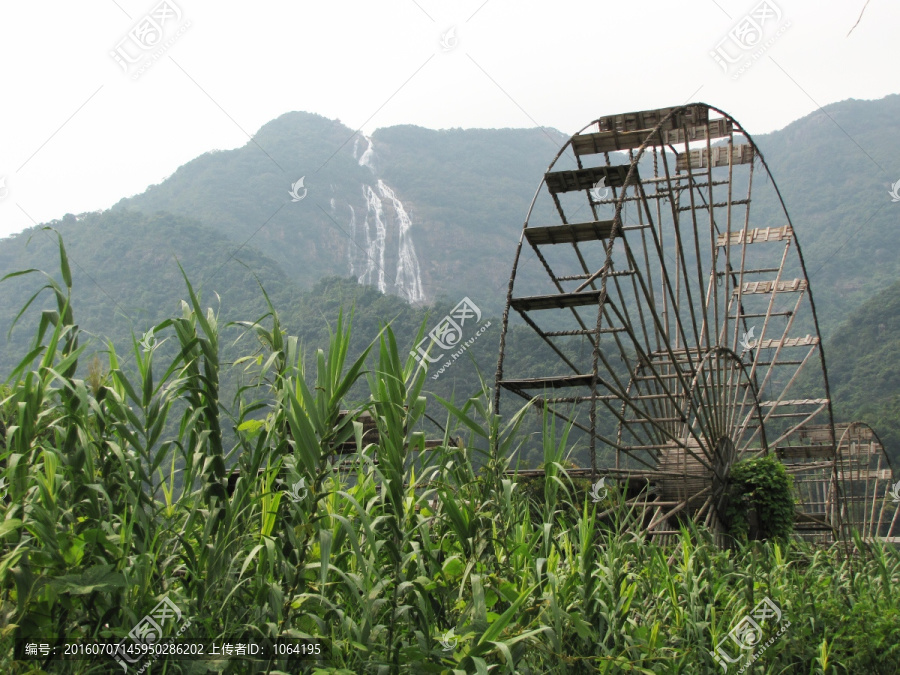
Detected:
left=495, top=103, right=842, bottom=542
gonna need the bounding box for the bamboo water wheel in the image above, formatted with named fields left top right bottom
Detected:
left=831, top=423, right=897, bottom=542
left=493, top=103, right=894, bottom=544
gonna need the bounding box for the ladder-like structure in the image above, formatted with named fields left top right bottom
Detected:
left=832, top=423, right=898, bottom=542
left=493, top=103, right=893, bottom=544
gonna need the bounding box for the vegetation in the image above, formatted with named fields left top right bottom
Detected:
left=84, top=95, right=900, bottom=327
left=0, top=215, right=589, bottom=469
left=3, top=97, right=900, bottom=470
left=2, top=239, right=899, bottom=674
left=106, top=111, right=566, bottom=312
left=723, top=456, right=795, bottom=542
left=826, top=278, right=900, bottom=467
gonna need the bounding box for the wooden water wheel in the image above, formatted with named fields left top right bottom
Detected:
left=831, top=423, right=897, bottom=543
left=494, top=103, right=849, bottom=543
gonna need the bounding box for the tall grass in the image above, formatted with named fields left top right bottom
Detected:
left=1, top=233, right=899, bottom=674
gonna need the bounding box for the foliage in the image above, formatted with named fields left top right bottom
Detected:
left=724, top=456, right=795, bottom=542
left=825, top=278, right=900, bottom=467
left=0, top=214, right=569, bottom=466
left=4, top=99, right=900, bottom=471
left=2, top=238, right=900, bottom=674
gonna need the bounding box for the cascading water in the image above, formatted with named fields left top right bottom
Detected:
left=378, top=180, right=425, bottom=304
left=346, top=205, right=357, bottom=276
left=358, top=135, right=375, bottom=170
left=360, top=184, right=387, bottom=293
left=340, top=134, right=426, bottom=304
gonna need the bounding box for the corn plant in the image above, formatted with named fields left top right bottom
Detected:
left=1, top=234, right=899, bottom=674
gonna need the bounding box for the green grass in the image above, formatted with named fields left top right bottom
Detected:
left=1, top=232, right=899, bottom=674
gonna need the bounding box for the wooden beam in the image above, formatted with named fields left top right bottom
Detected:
left=676, top=144, right=754, bottom=171
left=544, top=165, right=631, bottom=194
left=525, top=220, right=616, bottom=245
left=572, top=119, right=732, bottom=155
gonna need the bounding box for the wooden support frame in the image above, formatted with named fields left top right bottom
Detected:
left=493, top=102, right=860, bottom=545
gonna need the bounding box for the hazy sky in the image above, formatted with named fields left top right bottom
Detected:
left=0, top=0, right=895, bottom=239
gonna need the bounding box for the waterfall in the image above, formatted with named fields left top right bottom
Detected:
left=347, top=204, right=357, bottom=276
left=378, top=180, right=425, bottom=304
left=360, top=184, right=387, bottom=293
left=358, top=135, right=375, bottom=169
left=345, top=134, right=426, bottom=304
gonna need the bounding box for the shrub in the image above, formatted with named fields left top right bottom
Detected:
left=724, top=455, right=795, bottom=541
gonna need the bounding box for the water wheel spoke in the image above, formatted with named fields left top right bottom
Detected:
left=494, top=103, right=880, bottom=545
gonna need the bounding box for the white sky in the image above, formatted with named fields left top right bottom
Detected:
left=0, top=0, right=895, bottom=239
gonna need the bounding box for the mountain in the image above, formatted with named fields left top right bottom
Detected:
left=113, top=112, right=566, bottom=311
left=0, top=210, right=299, bottom=363
left=1, top=97, right=899, bottom=465
left=752, top=95, right=900, bottom=331
left=108, top=98, right=900, bottom=331
left=824, top=279, right=900, bottom=465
